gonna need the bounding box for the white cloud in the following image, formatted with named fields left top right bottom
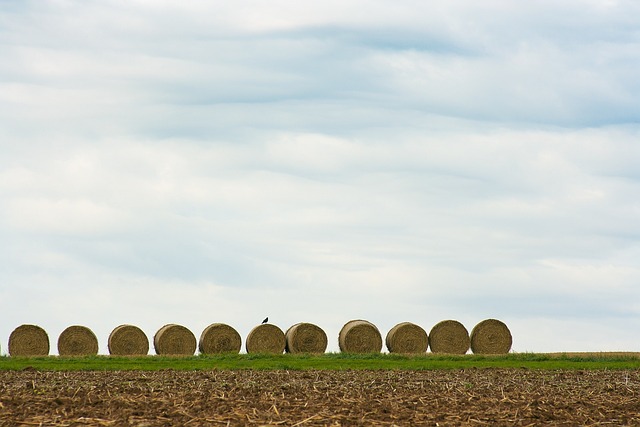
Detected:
left=1, top=1, right=640, bottom=354
left=4, top=197, right=130, bottom=235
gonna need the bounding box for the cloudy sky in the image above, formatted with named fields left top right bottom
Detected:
left=1, top=0, right=639, bottom=355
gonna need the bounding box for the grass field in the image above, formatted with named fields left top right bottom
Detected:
left=2, top=352, right=640, bottom=371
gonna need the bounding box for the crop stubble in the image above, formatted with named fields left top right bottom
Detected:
left=1, top=369, right=638, bottom=426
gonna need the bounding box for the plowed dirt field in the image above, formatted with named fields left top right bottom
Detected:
left=1, top=369, right=639, bottom=426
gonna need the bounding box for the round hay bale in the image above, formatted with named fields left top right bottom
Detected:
left=385, top=322, right=428, bottom=354
left=470, top=319, right=512, bottom=354
left=199, top=323, right=242, bottom=354
left=108, top=324, right=149, bottom=356
left=338, top=319, right=382, bottom=354
left=153, top=324, right=196, bottom=356
left=8, top=324, right=50, bottom=357
left=428, top=320, right=469, bottom=354
left=285, top=323, right=328, bottom=354
left=57, top=325, right=99, bottom=356
left=245, top=324, right=286, bottom=354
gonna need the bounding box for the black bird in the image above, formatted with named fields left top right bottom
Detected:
left=262, top=317, right=268, bottom=324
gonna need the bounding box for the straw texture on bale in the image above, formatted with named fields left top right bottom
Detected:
left=428, top=320, right=470, bottom=354
left=470, top=318, right=512, bottom=354
left=338, top=319, right=383, bottom=354
left=245, top=324, right=286, bottom=354
left=108, top=324, right=149, bottom=356
left=57, top=325, right=99, bottom=356
left=8, top=324, right=50, bottom=357
left=199, top=323, right=242, bottom=354
left=153, top=324, right=196, bottom=356
left=285, top=322, right=328, bottom=354
left=385, top=322, right=428, bottom=354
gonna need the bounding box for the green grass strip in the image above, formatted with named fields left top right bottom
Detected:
left=2, top=353, right=640, bottom=371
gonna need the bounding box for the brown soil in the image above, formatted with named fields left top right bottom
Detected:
left=1, top=369, right=638, bottom=426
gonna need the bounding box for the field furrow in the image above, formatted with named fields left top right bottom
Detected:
left=1, top=369, right=639, bottom=426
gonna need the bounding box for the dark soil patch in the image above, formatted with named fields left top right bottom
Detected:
left=1, top=369, right=638, bottom=426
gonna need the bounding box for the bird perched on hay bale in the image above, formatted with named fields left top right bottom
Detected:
left=262, top=317, right=268, bottom=324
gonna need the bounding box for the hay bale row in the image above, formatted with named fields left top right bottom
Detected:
left=342, top=318, right=511, bottom=355
left=4, top=319, right=512, bottom=356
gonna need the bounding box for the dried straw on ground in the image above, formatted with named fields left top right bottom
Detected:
left=57, top=325, right=99, bottom=356
left=470, top=318, right=512, bottom=354
left=108, top=325, right=149, bottom=356
left=153, top=324, right=197, bottom=356
left=285, top=323, right=328, bottom=354
left=8, top=324, right=50, bottom=357
left=245, top=324, right=286, bottom=354
left=385, top=322, right=428, bottom=354
left=338, top=320, right=383, bottom=353
left=199, top=323, right=242, bottom=354
left=428, top=320, right=470, bottom=354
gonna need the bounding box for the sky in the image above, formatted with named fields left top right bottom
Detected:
left=1, top=0, right=639, bottom=355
